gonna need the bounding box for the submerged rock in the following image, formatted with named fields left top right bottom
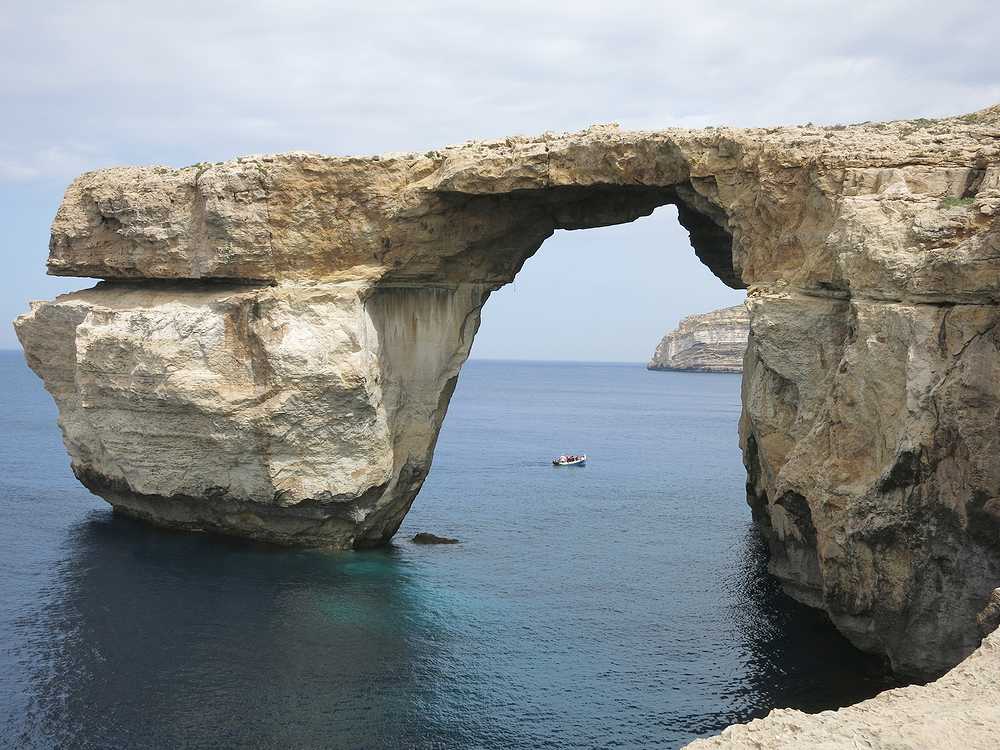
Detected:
left=648, top=305, right=749, bottom=372
left=14, top=105, right=1000, bottom=681
left=411, top=532, right=460, bottom=545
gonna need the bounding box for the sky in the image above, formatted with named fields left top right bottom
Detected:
left=2, top=1, right=998, bottom=359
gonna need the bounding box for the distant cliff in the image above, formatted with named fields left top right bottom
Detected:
left=647, top=305, right=749, bottom=373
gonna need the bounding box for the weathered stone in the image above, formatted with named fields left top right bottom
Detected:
left=978, top=588, right=1000, bottom=636
left=16, top=280, right=487, bottom=548
left=14, top=105, right=1000, bottom=684
left=648, top=305, right=748, bottom=372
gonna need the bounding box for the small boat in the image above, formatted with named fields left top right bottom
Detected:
left=552, top=454, right=587, bottom=466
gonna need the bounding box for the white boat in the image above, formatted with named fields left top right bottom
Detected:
left=552, top=454, right=587, bottom=466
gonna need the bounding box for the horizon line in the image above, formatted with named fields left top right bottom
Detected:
left=468, top=356, right=646, bottom=365
left=0, top=346, right=650, bottom=366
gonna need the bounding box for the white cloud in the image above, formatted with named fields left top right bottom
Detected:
left=0, top=161, right=40, bottom=181
left=2, top=0, right=998, bottom=351
left=0, top=145, right=104, bottom=183
left=1, top=0, right=997, bottom=184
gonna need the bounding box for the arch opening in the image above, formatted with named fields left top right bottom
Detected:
left=383, top=183, right=743, bottom=294
left=396, top=205, right=893, bottom=735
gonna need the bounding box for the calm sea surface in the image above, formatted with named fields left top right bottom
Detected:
left=0, top=352, right=892, bottom=749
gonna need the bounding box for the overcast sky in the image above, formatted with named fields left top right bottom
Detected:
left=2, top=1, right=998, bottom=358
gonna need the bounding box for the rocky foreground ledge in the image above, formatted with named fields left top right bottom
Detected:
left=648, top=304, right=749, bottom=372
left=14, top=106, right=1000, bottom=685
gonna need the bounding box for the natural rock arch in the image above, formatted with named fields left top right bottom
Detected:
left=16, top=107, right=1000, bottom=679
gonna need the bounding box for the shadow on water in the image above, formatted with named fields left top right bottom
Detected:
left=6, top=511, right=495, bottom=750
left=4, top=515, right=895, bottom=750
left=721, top=526, right=897, bottom=721
left=633, top=523, right=897, bottom=743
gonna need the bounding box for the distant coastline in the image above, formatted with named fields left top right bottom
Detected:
left=647, top=305, right=749, bottom=373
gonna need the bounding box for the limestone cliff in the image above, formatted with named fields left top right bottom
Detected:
left=14, top=106, right=1000, bottom=682
left=648, top=305, right=748, bottom=372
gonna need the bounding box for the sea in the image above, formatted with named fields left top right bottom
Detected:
left=0, top=352, right=893, bottom=749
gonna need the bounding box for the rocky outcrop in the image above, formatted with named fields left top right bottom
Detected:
left=411, top=532, right=459, bottom=545
left=648, top=304, right=748, bottom=372
left=14, top=106, right=1000, bottom=681
left=683, top=628, right=1000, bottom=749
left=978, top=588, right=1000, bottom=636
left=16, top=279, right=484, bottom=548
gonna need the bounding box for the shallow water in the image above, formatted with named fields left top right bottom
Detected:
left=0, top=353, right=892, bottom=748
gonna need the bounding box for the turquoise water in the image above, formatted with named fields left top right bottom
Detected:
left=0, top=353, right=891, bottom=748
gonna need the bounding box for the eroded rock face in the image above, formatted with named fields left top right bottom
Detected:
left=648, top=304, right=749, bottom=372
left=17, top=281, right=487, bottom=547
left=14, top=106, right=1000, bottom=679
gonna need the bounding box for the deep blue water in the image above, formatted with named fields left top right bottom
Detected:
left=0, top=352, right=891, bottom=749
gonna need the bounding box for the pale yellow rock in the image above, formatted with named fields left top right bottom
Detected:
left=16, top=280, right=488, bottom=546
